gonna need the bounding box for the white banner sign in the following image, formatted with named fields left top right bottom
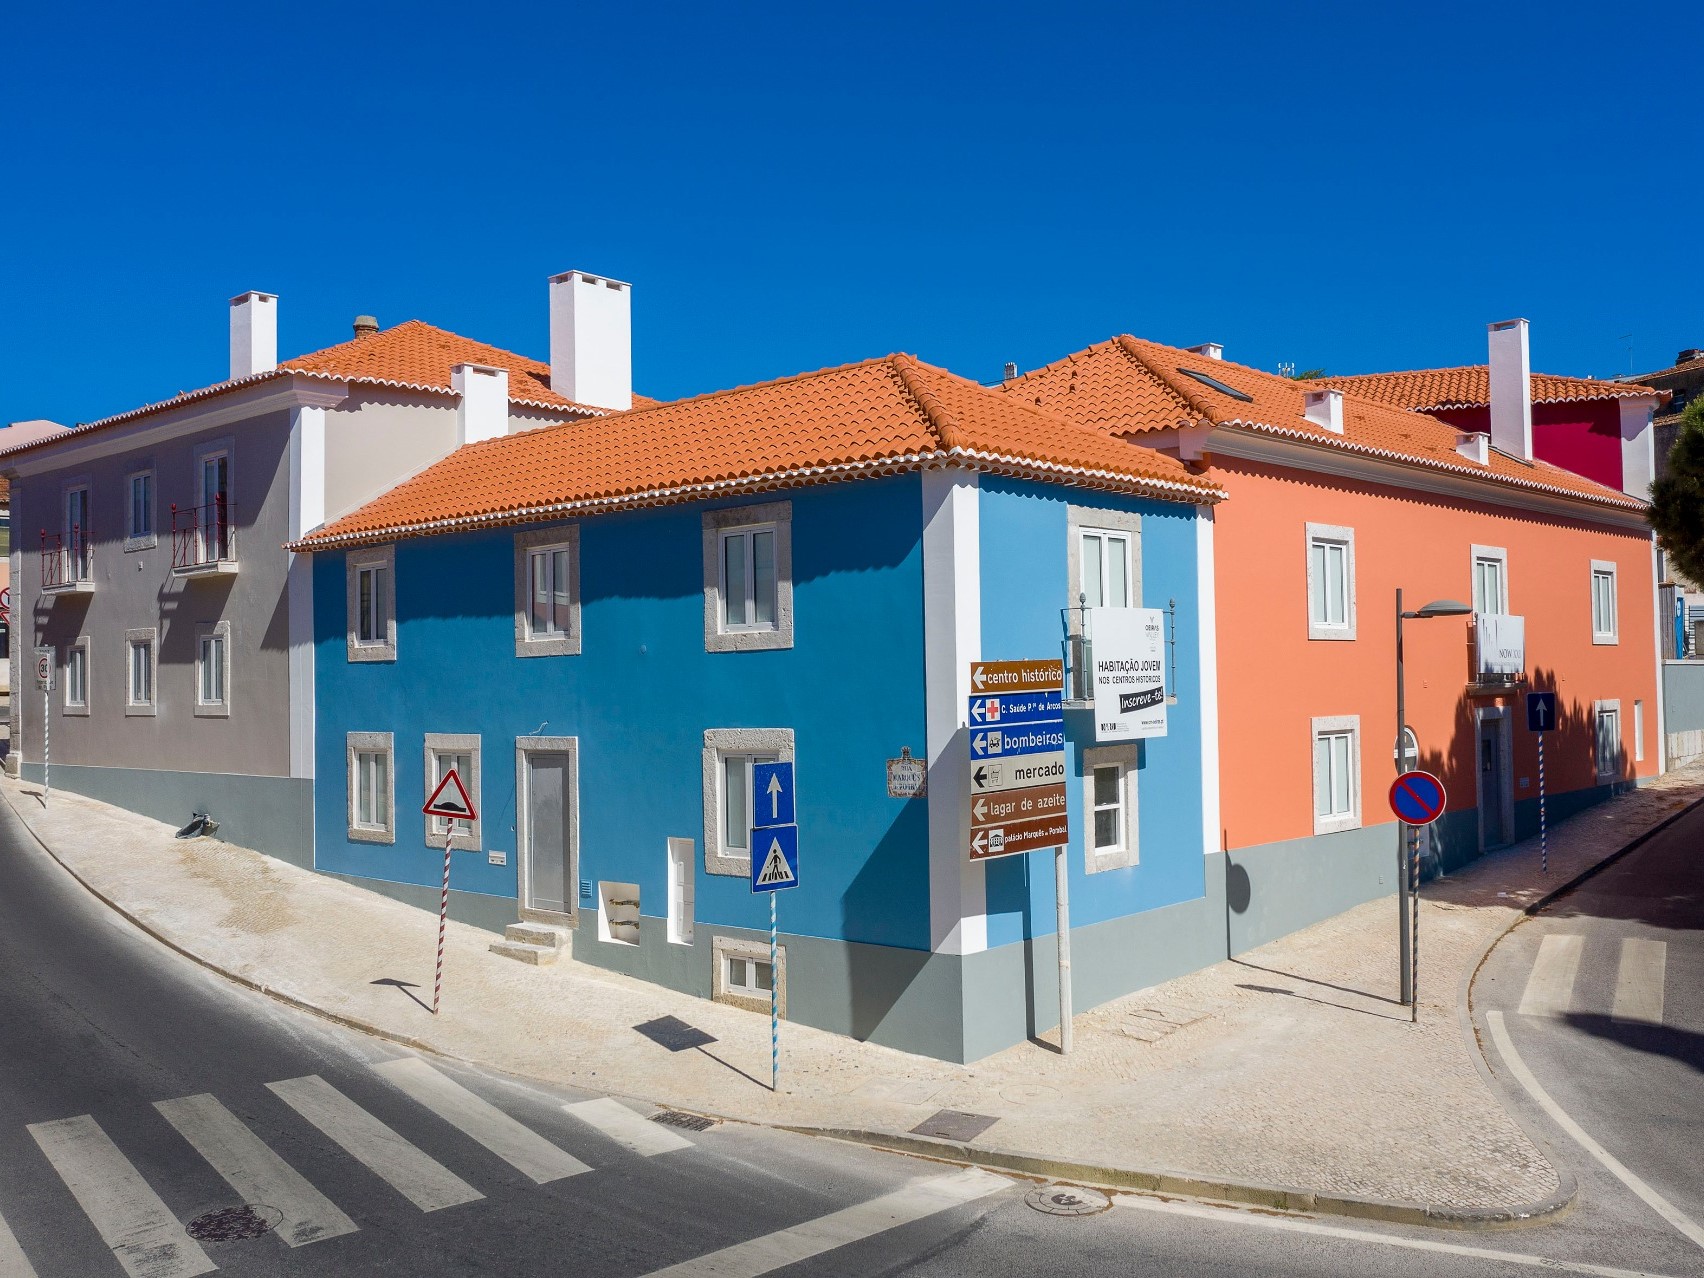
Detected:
left=1476, top=613, right=1525, bottom=677
left=1089, top=607, right=1167, bottom=741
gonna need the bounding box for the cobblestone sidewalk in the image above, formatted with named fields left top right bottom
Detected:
left=5, top=764, right=1699, bottom=1217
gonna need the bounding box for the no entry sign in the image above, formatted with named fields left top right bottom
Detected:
left=1389, top=770, right=1446, bottom=826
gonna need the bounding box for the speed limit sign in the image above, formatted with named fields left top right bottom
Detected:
left=34, top=647, right=53, bottom=692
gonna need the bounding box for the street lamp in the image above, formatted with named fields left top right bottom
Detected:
left=1395, top=590, right=1472, bottom=1012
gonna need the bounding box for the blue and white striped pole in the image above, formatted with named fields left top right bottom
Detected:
left=1538, top=731, right=1548, bottom=874
left=770, top=890, right=779, bottom=1091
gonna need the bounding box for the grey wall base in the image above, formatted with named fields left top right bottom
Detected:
left=318, top=871, right=519, bottom=936
left=19, top=762, right=312, bottom=868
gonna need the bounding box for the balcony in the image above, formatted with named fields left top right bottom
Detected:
left=170, top=498, right=238, bottom=577
left=40, top=529, right=94, bottom=595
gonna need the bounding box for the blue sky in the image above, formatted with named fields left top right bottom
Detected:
left=4, top=1, right=1696, bottom=425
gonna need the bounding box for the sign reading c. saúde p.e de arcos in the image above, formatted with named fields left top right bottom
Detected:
left=1089, top=607, right=1167, bottom=742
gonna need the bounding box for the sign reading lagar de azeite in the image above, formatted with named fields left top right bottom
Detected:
left=1090, top=607, right=1167, bottom=742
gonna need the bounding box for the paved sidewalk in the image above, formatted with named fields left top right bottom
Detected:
left=5, top=766, right=1700, bottom=1219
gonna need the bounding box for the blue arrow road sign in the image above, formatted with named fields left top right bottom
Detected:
left=752, top=761, right=795, bottom=828
left=969, top=723, right=1066, bottom=759
left=1526, top=691, right=1557, bottom=733
left=967, top=691, right=1063, bottom=728
left=751, top=825, right=799, bottom=892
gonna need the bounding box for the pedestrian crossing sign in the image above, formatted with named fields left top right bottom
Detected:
left=423, top=768, right=477, bottom=822
left=751, top=826, right=799, bottom=893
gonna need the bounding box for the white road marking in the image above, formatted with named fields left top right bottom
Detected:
left=1488, top=1011, right=1704, bottom=1251
left=26, top=1114, right=216, bottom=1278
left=563, top=1098, right=693, bottom=1157
left=1518, top=933, right=1584, bottom=1018
left=155, top=1093, right=357, bottom=1248
left=267, top=1075, right=483, bottom=1212
left=0, top=1207, right=39, bottom=1278
left=637, top=1166, right=1010, bottom=1277
left=372, top=1057, right=589, bottom=1184
left=1612, top=938, right=1668, bottom=1026
left=1115, top=1191, right=1679, bottom=1278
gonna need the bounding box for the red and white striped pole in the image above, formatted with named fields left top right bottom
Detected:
left=433, top=827, right=452, bottom=1015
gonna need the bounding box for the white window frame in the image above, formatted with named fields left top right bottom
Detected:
left=711, top=934, right=786, bottom=1015
left=63, top=637, right=90, bottom=716
left=124, top=467, right=156, bottom=552
left=1593, top=700, right=1622, bottom=782
left=346, top=544, right=397, bottom=662
left=1590, top=561, right=1618, bottom=644
left=346, top=731, right=396, bottom=844
left=1471, top=544, right=1509, bottom=616
left=193, top=620, right=232, bottom=717
left=702, top=727, right=794, bottom=875
left=192, top=438, right=236, bottom=564
left=424, top=732, right=482, bottom=852
left=513, top=524, right=581, bottom=657
left=1311, top=714, right=1361, bottom=835
left=62, top=477, right=93, bottom=581
left=1066, top=506, right=1144, bottom=612
left=1081, top=743, right=1138, bottom=873
left=124, top=627, right=157, bottom=717
left=1305, top=522, right=1356, bottom=640
left=702, top=501, right=793, bottom=652
left=666, top=836, right=695, bottom=945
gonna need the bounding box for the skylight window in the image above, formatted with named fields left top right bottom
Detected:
left=1176, top=367, right=1254, bottom=402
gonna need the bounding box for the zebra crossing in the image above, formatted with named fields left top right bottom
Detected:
left=2, top=1056, right=699, bottom=1277
left=1517, top=933, right=1672, bottom=1026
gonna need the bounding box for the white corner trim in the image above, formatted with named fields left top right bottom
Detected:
left=1196, top=509, right=1220, bottom=858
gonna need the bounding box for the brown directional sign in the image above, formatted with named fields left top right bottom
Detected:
left=972, top=783, right=1067, bottom=829
left=969, top=811, right=1070, bottom=861
left=969, top=660, right=1064, bottom=695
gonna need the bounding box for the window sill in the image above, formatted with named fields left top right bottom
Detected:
left=348, top=825, right=396, bottom=845
left=515, top=636, right=580, bottom=658
left=43, top=579, right=95, bottom=597
left=706, top=627, right=792, bottom=653
left=1313, top=816, right=1361, bottom=836
left=193, top=702, right=231, bottom=718
left=124, top=704, right=157, bottom=717
left=1592, top=634, right=1618, bottom=646
left=172, top=559, right=239, bottom=579
left=124, top=535, right=158, bottom=553
left=1306, top=628, right=1357, bottom=642
left=347, top=640, right=397, bottom=664
left=62, top=704, right=90, bottom=718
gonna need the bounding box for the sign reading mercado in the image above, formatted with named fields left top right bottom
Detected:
left=1089, top=607, right=1167, bottom=742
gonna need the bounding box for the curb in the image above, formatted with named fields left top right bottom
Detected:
left=778, top=1126, right=1577, bottom=1230
left=1518, top=792, right=1704, bottom=919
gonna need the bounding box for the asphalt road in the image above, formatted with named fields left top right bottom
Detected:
left=4, top=785, right=1704, bottom=1278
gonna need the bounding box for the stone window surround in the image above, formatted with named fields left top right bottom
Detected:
left=1593, top=699, right=1622, bottom=782
left=711, top=933, right=787, bottom=1018
left=423, top=731, right=483, bottom=852
left=124, top=627, right=158, bottom=717
left=193, top=619, right=233, bottom=718
left=346, top=544, right=397, bottom=662
left=702, top=727, right=794, bottom=876
left=1471, top=544, right=1509, bottom=614
left=1082, top=742, right=1139, bottom=873
left=1310, top=713, right=1362, bottom=835
left=702, top=500, right=794, bottom=652
left=1065, top=505, right=1144, bottom=704
left=347, top=730, right=396, bottom=844
left=1590, top=560, right=1618, bottom=645
left=63, top=636, right=91, bottom=716
left=1304, top=522, right=1357, bottom=641
left=513, top=524, right=582, bottom=657
left=124, top=465, right=157, bottom=552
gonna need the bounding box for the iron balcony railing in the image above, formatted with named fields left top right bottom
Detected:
left=170, top=497, right=235, bottom=571
left=40, top=527, right=91, bottom=589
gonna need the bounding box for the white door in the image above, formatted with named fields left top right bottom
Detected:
left=523, top=753, right=573, bottom=917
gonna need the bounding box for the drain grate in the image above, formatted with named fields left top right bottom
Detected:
left=187, top=1204, right=278, bottom=1241
left=652, top=1110, right=716, bottom=1131
left=1024, top=1185, right=1112, bottom=1217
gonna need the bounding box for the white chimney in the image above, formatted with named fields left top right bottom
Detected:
left=230, top=291, right=278, bottom=379
left=1487, top=318, right=1532, bottom=460
left=1455, top=431, right=1490, bottom=464
left=453, top=363, right=509, bottom=444
left=1186, top=342, right=1224, bottom=360
left=1302, top=387, right=1344, bottom=434
left=549, top=270, right=632, bottom=411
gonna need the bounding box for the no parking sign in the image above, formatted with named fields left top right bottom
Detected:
left=1389, top=770, right=1446, bottom=826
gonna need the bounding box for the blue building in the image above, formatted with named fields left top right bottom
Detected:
left=296, top=354, right=1225, bottom=1061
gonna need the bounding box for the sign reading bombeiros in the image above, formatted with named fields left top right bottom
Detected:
left=1089, top=607, right=1167, bottom=742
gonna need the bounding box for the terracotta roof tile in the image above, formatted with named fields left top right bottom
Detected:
left=1004, top=337, right=1644, bottom=511
left=1321, top=365, right=1660, bottom=410
left=293, top=355, right=1222, bottom=550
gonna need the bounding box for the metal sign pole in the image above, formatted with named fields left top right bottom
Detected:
left=1538, top=731, right=1548, bottom=874
left=1055, top=845, right=1073, bottom=1055
left=1395, top=590, right=1412, bottom=1007
left=432, top=826, right=452, bottom=1015
left=1408, top=825, right=1420, bottom=1023
left=770, top=891, right=779, bottom=1091
left=42, top=686, right=50, bottom=806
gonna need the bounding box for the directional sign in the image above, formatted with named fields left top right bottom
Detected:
left=970, top=722, right=1066, bottom=760
left=967, top=690, right=1062, bottom=728
left=1389, top=770, right=1446, bottom=827
left=751, top=761, right=795, bottom=828
left=1526, top=691, right=1557, bottom=734
left=970, top=812, right=1071, bottom=861
left=423, top=768, right=477, bottom=821
left=972, top=783, right=1068, bottom=828
left=971, top=752, right=1068, bottom=794
left=751, top=825, right=799, bottom=892
left=970, top=660, right=1064, bottom=695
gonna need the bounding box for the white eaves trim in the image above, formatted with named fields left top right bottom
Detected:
left=287, top=446, right=1225, bottom=553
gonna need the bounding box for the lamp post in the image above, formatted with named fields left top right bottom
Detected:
left=1395, top=590, right=1472, bottom=1009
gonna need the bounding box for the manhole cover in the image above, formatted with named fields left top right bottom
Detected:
left=186, top=1204, right=281, bottom=1241
left=1025, top=1185, right=1111, bottom=1217
left=652, top=1111, right=716, bottom=1131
